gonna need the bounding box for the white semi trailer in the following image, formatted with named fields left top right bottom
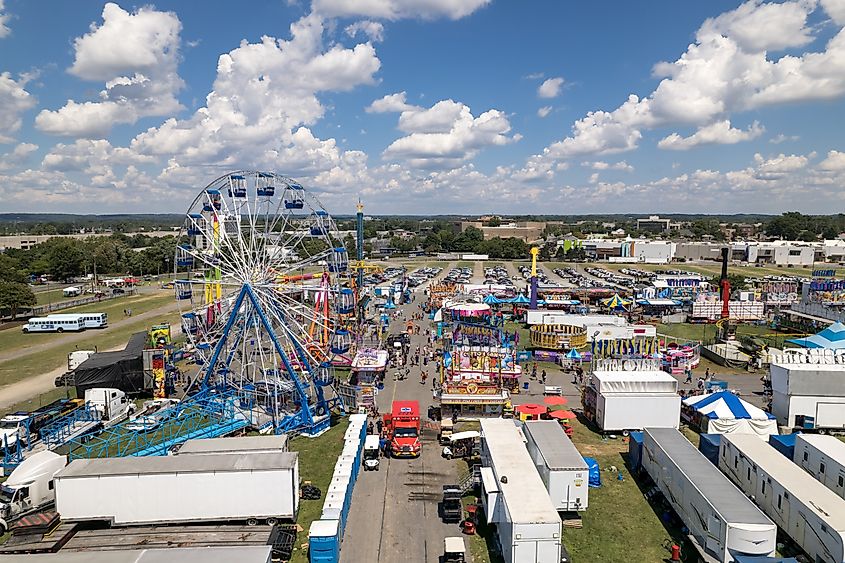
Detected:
left=794, top=434, right=845, bottom=500
left=720, top=434, right=845, bottom=563
left=641, top=428, right=776, bottom=563
left=173, top=435, right=288, bottom=455
left=55, top=452, right=299, bottom=526
left=522, top=421, right=588, bottom=512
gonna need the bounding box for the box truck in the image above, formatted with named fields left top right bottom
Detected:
left=793, top=434, right=845, bottom=500
left=720, top=434, right=845, bottom=563
left=641, top=428, right=776, bottom=563
left=55, top=452, right=299, bottom=526
left=522, top=421, right=589, bottom=512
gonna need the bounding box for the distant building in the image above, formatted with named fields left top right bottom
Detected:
left=0, top=231, right=174, bottom=251
left=636, top=215, right=672, bottom=234
left=460, top=221, right=547, bottom=242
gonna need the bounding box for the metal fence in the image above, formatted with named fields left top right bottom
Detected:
left=29, top=288, right=137, bottom=316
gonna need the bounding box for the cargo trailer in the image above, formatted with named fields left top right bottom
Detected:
left=0, top=546, right=274, bottom=563
left=55, top=452, right=299, bottom=526
left=522, top=421, right=588, bottom=512
left=642, top=428, right=776, bottom=563
left=480, top=419, right=562, bottom=563
left=583, top=366, right=680, bottom=433
left=769, top=352, right=845, bottom=431
left=720, top=434, right=845, bottom=563
left=794, top=434, right=845, bottom=500
left=173, top=435, right=288, bottom=455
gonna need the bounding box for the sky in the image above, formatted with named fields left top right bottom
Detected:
left=0, top=0, right=844, bottom=216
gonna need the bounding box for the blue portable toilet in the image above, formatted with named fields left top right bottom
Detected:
left=584, top=457, right=601, bottom=488
left=628, top=432, right=644, bottom=473
left=769, top=433, right=798, bottom=459
left=698, top=433, right=721, bottom=465
left=309, top=519, right=340, bottom=563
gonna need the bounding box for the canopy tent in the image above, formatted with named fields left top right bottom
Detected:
left=785, top=321, right=845, bottom=350
left=383, top=299, right=397, bottom=310
left=549, top=409, right=576, bottom=420
left=565, top=349, right=581, bottom=360
left=601, top=293, right=631, bottom=311
left=482, top=294, right=503, bottom=305
left=509, top=294, right=530, bottom=304
left=682, top=391, right=777, bottom=437
left=543, top=396, right=568, bottom=406
left=515, top=403, right=546, bottom=416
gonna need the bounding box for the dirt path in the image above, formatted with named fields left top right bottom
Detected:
left=0, top=298, right=180, bottom=364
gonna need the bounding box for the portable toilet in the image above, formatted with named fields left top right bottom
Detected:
left=698, top=434, right=721, bottom=465
left=309, top=519, right=340, bottom=563
left=628, top=431, right=644, bottom=473
left=768, top=433, right=797, bottom=459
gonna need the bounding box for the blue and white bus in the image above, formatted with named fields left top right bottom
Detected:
left=49, top=313, right=108, bottom=329
left=22, top=316, right=85, bottom=333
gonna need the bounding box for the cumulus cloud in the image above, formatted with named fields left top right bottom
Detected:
left=537, top=106, right=552, bottom=118
left=582, top=160, right=634, bottom=172
left=0, top=72, right=36, bottom=143
left=537, top=0, right=845, bottom=160
left=770, top=133, right=800, bottom=144
left=818, top=149, right=845, bottom=171
left=35, top=3, right=184, bottom=138
left=0, top=0, right=10, bottom=38
left=0, top=143, right=37, bottom=171
left=312, top=0, right=490, bottom=20
left=367, top=91, right=414, bottom=113
left=658, top=120, right=764, bottom=150
left=822, top=0, right=845, bottom=25
left=537, top=77, right=564, bottom=99
left=377, top=97, right=518, bottom=168
left=752, top=152, right=809, bottom=179
left=345, top=20, right=384, bottom=42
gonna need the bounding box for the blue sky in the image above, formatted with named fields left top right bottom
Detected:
left=0, top=0, right=844, bottom=215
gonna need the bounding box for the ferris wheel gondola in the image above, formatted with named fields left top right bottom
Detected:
left=175, top=171, right=353, bottom=435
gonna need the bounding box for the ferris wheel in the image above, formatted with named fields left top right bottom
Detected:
left=174, top=171, right=354, bottom=434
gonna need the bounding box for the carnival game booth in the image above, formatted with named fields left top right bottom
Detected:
left=445, top=345, right=522, bottom=391
left=582, top=358, right=681, bottom=434
left=530, top=324, right=588, bottom=351
left=440, top=380, right=510, bottom=419
left=339, top=348, right=388, bottom=412
left=442, top=300, right=491, bottom=323
left=682, top=391, right=777, bottom=438
left=428, top=282, right=460, bottom=309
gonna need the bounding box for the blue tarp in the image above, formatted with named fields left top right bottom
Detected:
left=698, top=433, right=721, bottom=465
left=628, top=432, right=644, bottom=473
left=786, top=321, right=845, bottom=349
left=769, top=433, right=798, bottom=459
left=584, top=457, right=601, bottom=488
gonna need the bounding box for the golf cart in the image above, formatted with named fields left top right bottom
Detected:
left=441, top=430, right=480, bottom=460
left=440, top=485, right=463, bottom=523
left=363, top=434, right=380, bottom=471
left=438, top=418, right=454, bottom=445
left=443, top=536, right=466, bottom=563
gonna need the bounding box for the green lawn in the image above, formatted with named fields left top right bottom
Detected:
left=34, top=288, right=76, bottom=306
left=0, top=293, right=174, bottom=358
left=289, top=417, right=350, bottom=563
left=0, top=308, right=182, bottom=392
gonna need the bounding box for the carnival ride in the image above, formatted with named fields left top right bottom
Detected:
left=529, top=324, right=588, bottom=351
left=69, top=172, right=354, bottom=459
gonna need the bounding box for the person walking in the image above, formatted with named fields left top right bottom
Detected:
left=540, top=369, right=547, bottom=384
left=684, top=366, right=692, bottom=384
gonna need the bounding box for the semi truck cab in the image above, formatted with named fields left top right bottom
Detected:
left=0, top=450, right=66, bottom=533
left=384, top=401, right=421, bottom=458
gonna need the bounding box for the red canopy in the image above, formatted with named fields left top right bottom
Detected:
left=549, top=410, right=577, bottom=420
left=516, top=403, right=547, bottom=416
left=543, top=396, right=568, bottom=406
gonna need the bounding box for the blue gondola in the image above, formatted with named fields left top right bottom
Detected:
left=181, top=312, right=199, bottom=334
left=186, top=214, right=204, bottom=236
left=176, top=245, right=194, bottom=268
left=310, top=210, right=332, bottom=236
left=284, top=183, right=305, bottom=209
left=336, top=288, right=354, bottom=315
left=257, top=172, right=275, bottom=197
left=203, top=189, right=222, bottom=211
left=228, top=174, right=247, bottom=198
left=175, top=281, right=192, bottom=300
left=330, top=329, right=351, bottom=355
left=315, top=361, right=335, bottom=385
left=329, top=247, right=348, bottom=273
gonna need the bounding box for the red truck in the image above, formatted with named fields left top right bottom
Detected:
left=383, top=400, right=421, bottom=458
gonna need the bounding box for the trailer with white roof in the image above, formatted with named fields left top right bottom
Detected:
left=522, top=421, right=588, bottom=512
left=769, top=350, right=845, bottom=431
left=173, top=435, right=288, bottom=455
left=55, top=452, right=299, bottom=526
left=641, top=428, right=776, bottom=562
left=794, top=434, right=845, bottom=500
left=720, top=433, right=845, bottom=563
left=480, top=418, right=562, bottom=563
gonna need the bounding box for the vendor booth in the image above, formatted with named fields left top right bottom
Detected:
left=682, top=391, right=777, bottom=438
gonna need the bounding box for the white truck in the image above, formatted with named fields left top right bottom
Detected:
left=522, top=421, right=589, bottom=512
left=0, top=450, right=66, bottom=533
left=40, top=388, right=133, bottom=449
left=55, top=452, right=300, bottom=526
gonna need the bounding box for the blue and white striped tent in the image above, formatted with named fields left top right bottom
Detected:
left=683, top=391, right=777, bottom=437
left=785, top=321, right=845, bottom=350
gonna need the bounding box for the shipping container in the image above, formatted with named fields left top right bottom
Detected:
left=480, top=419, right=562, bottom=563
left=720, top=434, right=845, bottom=563
left=55, top=453, right=299, bottom=526
left=522, top=421, right=589, bottom=512
left=642, top=429, right=776, bottom=563
left=794, top=434, right=845, bottom=500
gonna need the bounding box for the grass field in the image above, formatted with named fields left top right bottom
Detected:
left=289, top=417, right=350, bottom=563
left=0, top=307, right=182, bottom=391
left=0, top=292, right=174, bottom=357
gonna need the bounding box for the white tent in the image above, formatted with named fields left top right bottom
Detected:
left=62, top=286, right=82, bottom=297
left=683, top=391, right=777, bottom=438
